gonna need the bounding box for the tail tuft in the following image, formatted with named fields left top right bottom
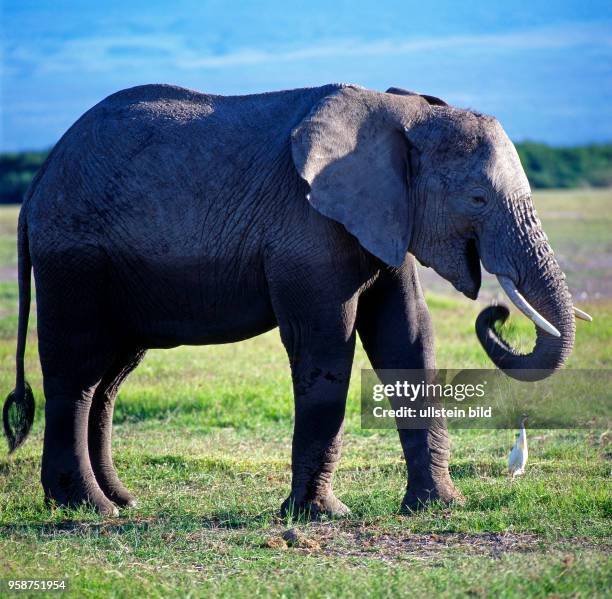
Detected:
left=3, top=382, right=35, bottom=453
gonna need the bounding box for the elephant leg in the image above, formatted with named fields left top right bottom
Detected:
left=357, top=256, right=464, bottom=511
left=40, top=351, right=118, bottom=516
left=280, top=333, right=356, bottom=519
left=88, top=349, right=146, bottom=508
left=36, top=258, right=119, bottom=515
left=273, top=286, right=358, bottom=519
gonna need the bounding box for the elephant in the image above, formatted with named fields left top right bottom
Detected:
left=2, top=82, right=590, bottom=517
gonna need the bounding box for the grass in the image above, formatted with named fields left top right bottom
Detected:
left=0, top=191, right=611, bottom=598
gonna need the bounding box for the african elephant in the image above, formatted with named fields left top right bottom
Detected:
left=3, top=83, right=589, bottom=517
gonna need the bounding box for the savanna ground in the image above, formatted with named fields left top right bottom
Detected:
left=0, top=190, right=610, bottom=598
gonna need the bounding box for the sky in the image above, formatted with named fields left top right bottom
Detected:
left=1, top=0, right=611, bottom=151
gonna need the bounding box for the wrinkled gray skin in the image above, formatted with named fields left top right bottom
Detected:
left=3, top=83, right=575, bottom=517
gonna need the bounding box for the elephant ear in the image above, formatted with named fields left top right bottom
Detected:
left=385, top=86, right=448, bottom=107
left=291, top=85, right=428, bottom=267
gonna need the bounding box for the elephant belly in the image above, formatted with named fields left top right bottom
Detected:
left=113, top=257, right=278, bottom=348
left=136, top=301, right=278, bottom=348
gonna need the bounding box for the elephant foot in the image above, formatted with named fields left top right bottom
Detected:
left=95, top=474, right=138, bottom=508
left=101, top=487, right=137, bottom=509
left=42, top=465, right=119, bottom=517
left=44, top=488, right=119, bottom=516
left=280, top=492, right=350, bottom=520
left=401, top=481, right=465, bottom=513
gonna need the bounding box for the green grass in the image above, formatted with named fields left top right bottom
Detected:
left=0, top=192, right=610, bottom=598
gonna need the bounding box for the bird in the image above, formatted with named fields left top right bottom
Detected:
left=508, top=415, right=528, bottom=479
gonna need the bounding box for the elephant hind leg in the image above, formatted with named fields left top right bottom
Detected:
left=88, top=349, right=146, bottom=508
left=40, top=351, right=119, bottom=516
left=271, top=292, right=358, bottom=520
left=36, top=253, right=125, bottom=515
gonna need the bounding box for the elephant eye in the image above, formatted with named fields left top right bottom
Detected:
left=470, top=195, right=487, bottom=207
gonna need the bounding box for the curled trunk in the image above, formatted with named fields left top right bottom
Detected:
left=476, top=252, right=576, bottom=382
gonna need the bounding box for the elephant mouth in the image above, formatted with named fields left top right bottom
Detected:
left=453, top=237, right=481, bottom=300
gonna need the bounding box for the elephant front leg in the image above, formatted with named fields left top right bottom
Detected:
left=357, top=257, right=464, bottom=511
left=397, top=424, right=464, bottom=511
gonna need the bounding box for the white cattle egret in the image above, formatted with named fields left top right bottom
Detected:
left=508, top=416, right=528, bottom=479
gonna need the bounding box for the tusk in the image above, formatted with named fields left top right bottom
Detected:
left=574, top=307, right=592, bottom=322
left=496, top=275, right=561, bottom=338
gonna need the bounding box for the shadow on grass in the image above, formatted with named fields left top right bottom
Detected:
left=0, top=510, right=282, bottom=538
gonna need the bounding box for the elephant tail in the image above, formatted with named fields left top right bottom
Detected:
left=3, top=210, right=35, bottom=452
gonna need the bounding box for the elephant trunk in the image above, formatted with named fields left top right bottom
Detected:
left=476, top=206, right=576, bottom=381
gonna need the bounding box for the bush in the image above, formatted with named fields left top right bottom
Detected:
left=515, top=143, right=612, bottom=189
left=0, top=151, right=49, bottom=204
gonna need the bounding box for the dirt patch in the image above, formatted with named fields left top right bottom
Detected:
left=322, top=530, right=542, bottom=560
left=3, top=516, right=608, bottom=566
left=262, top=523, right=607, bottom=560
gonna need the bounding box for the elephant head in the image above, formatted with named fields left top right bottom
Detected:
left=292, top=84, right=589, bottom=381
